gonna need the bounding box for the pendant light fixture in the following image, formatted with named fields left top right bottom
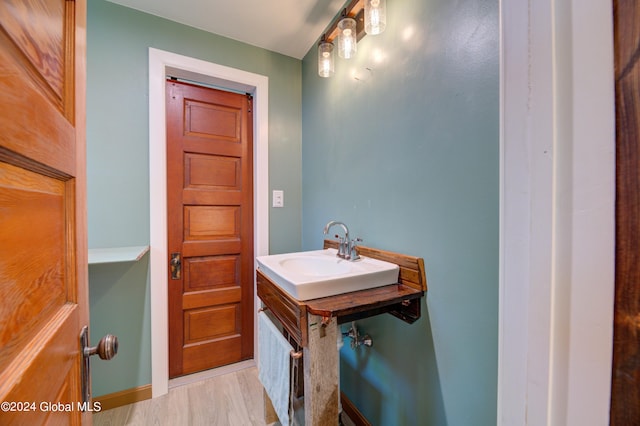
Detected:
left=337, top=10, right=357, bottom=59
left=317, top=35, right=335, bottom=78
left=364, top=0, right=387, bottom=35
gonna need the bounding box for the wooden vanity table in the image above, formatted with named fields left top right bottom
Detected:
left=257, top=240, right=427, bottom=425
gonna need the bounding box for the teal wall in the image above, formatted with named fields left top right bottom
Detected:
left=88, top=259, right=151, bottom=396
left=87, top=0, right=303, bottom=397
left=301, top=0, right=499, bottom=425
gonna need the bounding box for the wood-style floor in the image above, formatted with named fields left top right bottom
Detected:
left=93, top=367, right=268, bottom=426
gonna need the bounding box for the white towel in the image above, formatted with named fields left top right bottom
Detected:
left=258, top=311, right=294, bottom=426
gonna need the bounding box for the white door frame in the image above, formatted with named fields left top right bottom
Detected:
left=148, top=48, right=269, bottom=397
left=499, top=0, right=615, bottom=424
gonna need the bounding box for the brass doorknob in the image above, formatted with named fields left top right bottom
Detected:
left=84, top=334, right=118, bottom=360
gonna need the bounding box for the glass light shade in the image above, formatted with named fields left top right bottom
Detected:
left=337, top=17, right=357, bottom=59
left=365, top=0, right=387, bottom=35
left=317, top=41, right=335, bottom=78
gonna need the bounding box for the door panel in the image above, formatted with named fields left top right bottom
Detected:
left=0, top=0, right=87, bottom=423
left=1, top=305, right=80, bottom=425
left=0, top=0, right=66, bottom=107
left=184, top=305, right=240, bottom=343
left=0, top=1, right=76, bottom=173
left=182, top=334, right=242, bottom=373
left=184, top=206, right=240, bottom=240
left=184, top=153, right=241, bottom=189
left=0, top=162, right=67, bottom=358
left=167, top=80, right=254, bottom=378
left=184, top=256, right=240, bottom=290
left=184, top=100, right=242, bottom=141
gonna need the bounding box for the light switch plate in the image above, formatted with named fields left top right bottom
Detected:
left=272, top=190, right=284, bottom=208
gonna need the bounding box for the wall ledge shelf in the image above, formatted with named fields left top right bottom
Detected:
left=88, top=245, right=150, bottom=265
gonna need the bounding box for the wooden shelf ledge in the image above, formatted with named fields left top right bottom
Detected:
left=88, top=245, right=150, bottom=265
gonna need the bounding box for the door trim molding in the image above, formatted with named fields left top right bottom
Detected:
left=498, top=0, right=615, bottom=423
left=148, top=48, right=268, bottom=397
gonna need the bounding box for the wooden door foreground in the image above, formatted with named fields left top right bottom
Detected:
left=0, top=0, right=89, bottom=424
left=166, top=80, right=254, bottom=377
left=611, top=0, right=640, bottom=423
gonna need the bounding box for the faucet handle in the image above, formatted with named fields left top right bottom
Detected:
left=349, top=237, right=362, bottom=261
left=334, top=234, right=347, bottom=258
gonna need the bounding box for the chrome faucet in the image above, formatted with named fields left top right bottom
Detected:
left=323, top=220, right=361, bottom=261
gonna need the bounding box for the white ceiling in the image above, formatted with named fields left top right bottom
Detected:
left=106, top=0, right=347, bottom=59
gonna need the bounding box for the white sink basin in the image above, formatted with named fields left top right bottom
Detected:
left=256, top=248, right=399, bottom=301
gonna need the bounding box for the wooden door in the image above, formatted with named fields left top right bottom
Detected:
left=166, top=80, right=254, bottom=378
left=0, top=0, right=89, bottom=424
left=611, top=1, right=640, bottom=423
